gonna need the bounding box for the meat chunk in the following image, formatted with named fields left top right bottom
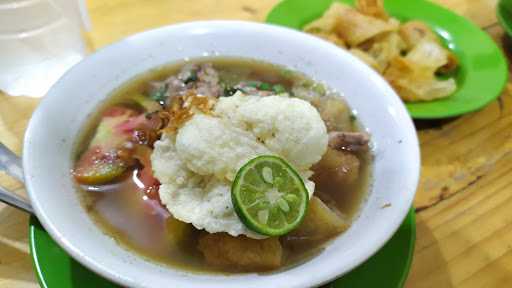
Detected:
left=198, top=233, right=282, bottom=271
left=195, top=63, right=222, bottom=97
left=148, top=63, right=222, bottom=106
left=284, top=197, right=349, bottom=247
left=312, top=148, right=361, bottom=188
left=328, top=131, right=369, bottom=152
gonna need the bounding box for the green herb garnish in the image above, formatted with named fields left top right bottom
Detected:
left=184, top=71, right=198, bottom=84
left=272, top=84, right=286, bottom=94
left=150, top=84, right=168, bottom=102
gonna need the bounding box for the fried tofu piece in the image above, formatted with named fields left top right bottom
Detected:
left=198, top=233, right=282, bottom=271
left=284, top=197, right=349, bottom=246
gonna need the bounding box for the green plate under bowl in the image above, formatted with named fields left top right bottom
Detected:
left=29, top=209, right=415, bottom=288
left=267, top=0, right=508, bottom=119
left=498, top=0, right=512, bottom=37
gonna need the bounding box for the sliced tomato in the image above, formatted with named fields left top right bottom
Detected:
left=73, top=146, right=127, bottom=185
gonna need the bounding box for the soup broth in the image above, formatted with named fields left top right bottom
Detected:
left=74, top=58, right=372, bottom=273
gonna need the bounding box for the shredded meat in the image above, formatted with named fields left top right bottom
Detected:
left=149, top=63, right=222, bottom=106
left=195, top=63, right=222, bottom=97
left=328, top=131, right=369, bottom=152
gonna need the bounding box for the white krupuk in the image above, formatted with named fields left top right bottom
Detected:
left=152, top=93, right=327, bottom=238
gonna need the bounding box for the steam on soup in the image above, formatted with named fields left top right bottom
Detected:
left=73, top=58, right=372, bottom=273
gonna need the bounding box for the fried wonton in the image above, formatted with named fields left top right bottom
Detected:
left=399, top=20, right=439, bottom=49
left=304, top=2, right=397, bottom=47
left=367, top=32, right=407, bottom=71
left=384, top=40, right=457, bottom=102
left=356, top=0, right=389, bottom=20
left=350, top=48, right=382, bottom=72
left=399, top=21, right=458, bottom=74
left=334, top=4, right=399, bottom=46
left=303, top=2, right=348, bottom=48
left=304, top=1, right=459, bottom=102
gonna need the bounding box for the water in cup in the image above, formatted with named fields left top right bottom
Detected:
left=0, top=0, right=90, bottom=97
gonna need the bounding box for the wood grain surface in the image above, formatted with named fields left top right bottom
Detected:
left=0, top=0, right=510, bottom=287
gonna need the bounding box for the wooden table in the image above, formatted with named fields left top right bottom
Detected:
left=0, top=0, right=510, bottom=287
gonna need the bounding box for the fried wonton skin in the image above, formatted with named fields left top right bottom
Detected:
left=367, top=32, right=407, bottom=71
left=384, top=40, right=457, bottom=102
left=399, top=20, right=439, bottom=49
left=350, top=48, right=382, bottom=72
left=314, top=31, right=347, bottom=48
left=356, top=0, right=389, bottom=20
left=303, top=3, right=347, bottom=36
left=198, top=233, right=283, bottom=271
left=304, top=2, right=397, bottom=47
left=334, top=4, right=399, bottom=46
left=399, top=21, right=458, bottom=74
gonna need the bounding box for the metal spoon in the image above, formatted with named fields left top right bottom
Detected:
left=0, top=142, right=33, bottom=214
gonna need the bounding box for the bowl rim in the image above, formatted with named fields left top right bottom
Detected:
left=23, top=20, right=420, bottom=288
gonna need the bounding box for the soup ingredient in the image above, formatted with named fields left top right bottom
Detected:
left=73, top=107, right=138, bottom=184
left=73, top=147, right=128, bottom=185
left=314, top=97, right=353, bottom=132
left=284, top=196, right=348, bottom=247
left=153, top=134, right=264, bottom=239
left=73, top=103, right=166, bottom=185
left=312, top=148, right=361, bottom=189
left=328, top=131, right=370, bottom=152
left=214, top=93, right=328, bottom=171
left=197, top=233, right=282, bottom=271
left=149, top=63, right=222, bottom=105
left=176, top=114, right=271, bottom=181
left=75, top=58, right=372, bottom=273
left=165, top=216, right=195, bottom=249
left=303, top=0, right=459, bottom=102
left=153, top=93, right=326, bottom=238
left=231, top=155, right=309, bottom=236
left=131, top=94, right=162, bottom=113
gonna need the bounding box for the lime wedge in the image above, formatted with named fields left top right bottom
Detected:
left=231, top=155, right=309, bottom=236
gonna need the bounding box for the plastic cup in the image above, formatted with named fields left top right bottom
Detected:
left=0, top=0, right=90, bottom=97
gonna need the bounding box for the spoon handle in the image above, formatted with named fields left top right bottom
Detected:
left=0, top=143, right=33, bottom=214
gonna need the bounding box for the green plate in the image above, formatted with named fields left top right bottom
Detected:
left=498, top=0, right=512, bottom=37
left=29, top=209, right=415, bottom=288
left=266, top=0, right=508, bottom=119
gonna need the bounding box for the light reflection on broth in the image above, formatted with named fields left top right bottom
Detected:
left=74, top=58, right=372, bottom=273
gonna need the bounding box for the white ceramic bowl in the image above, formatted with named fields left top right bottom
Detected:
left=24, top=21, right=420, bottom=288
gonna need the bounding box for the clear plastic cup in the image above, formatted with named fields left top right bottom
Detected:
left=0, top=0, right=90, bottom=97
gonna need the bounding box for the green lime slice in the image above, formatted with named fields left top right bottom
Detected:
left=231, top=155, right=309, bottom=236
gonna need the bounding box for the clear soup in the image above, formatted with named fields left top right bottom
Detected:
left=74, top=58, right=371, bottom=273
